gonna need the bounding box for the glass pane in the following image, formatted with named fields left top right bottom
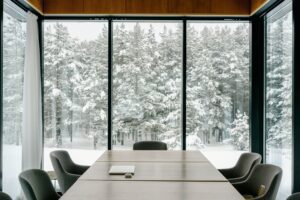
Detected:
left=187, top=22, right=250, bottom=168
left=43, top=21, right=108, bottom=170
left=112, top=21, right=182, bottom=150
left=265, top=4, right=293, bottom=199
left=3, top=1, right=26, bottom=198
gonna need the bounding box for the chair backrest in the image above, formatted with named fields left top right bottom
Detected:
left=50, top=150, right=75, bottom=193
left=0, top=192, right=12, bottom=200
left=233, top=152, right=262, bottom=179
left=50, top=150, right=75, bottom=173
left=19, top=169, right=60, bottom=200
left=133, top=141, right=168, bottom=150
left=287, top=193, right=300, bottom=200
left=245, top=164, right=282, bottom=200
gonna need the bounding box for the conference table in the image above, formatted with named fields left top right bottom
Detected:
left=61, top=150, right=244, bottom=200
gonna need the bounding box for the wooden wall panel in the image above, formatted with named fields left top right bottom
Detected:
left=251, top=0, right=269, bottom=14
left=43, top=0, right=256, bottom=15
left=27, top=0, right=43, bottom=13
left=44, top=0, right=84, bottom=14
left=84, top=0, right=125, bottom=14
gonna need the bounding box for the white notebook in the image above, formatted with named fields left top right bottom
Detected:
left=109, top=165, right=135, bottom=175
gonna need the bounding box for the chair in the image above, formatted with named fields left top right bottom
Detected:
left=0, top=192, right=12, bottom=200
left=287, top=193, right=300, bottom=200
left=232, top=164, right=282, bottom=200
left=19, top=169, right=61, bottom=200
left=133, top=141, right=168, bottom=150
left=50, top=150, right=89, bottom=193
left=219, top=152, right=262, bottom=183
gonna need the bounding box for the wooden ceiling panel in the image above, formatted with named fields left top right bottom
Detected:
left=210, top=0, right=250, bottom=15
left=251, top=0, right=269, bottom=14
left=27, top=0, right=43, bottom=13
left=84, top=0, right=125, bottom=14
left=41, top=0, right=268, bottom=16
left=44, top=0, right=84, bottom=14
left=125, top=0, right=169, bottom=14
left=167, top=0, right=210, bottom=14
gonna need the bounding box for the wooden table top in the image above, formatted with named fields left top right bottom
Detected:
left=61, top=150, right=243, bottom=200
left=60, top=180, right=244, bottom=200
left=80, top=161, right=227, bottom=182
left=97, top=150, right=209, bottom=163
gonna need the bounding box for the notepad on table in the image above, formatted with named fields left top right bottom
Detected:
left=109, top=166, right=135, bottom=175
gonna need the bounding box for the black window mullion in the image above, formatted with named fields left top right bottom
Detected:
left=182, top=19, right=187, bottom=151
left=108, top=19, right=113, bottom=150
left=250, top=17, right=265, bottom=161
left=293, top=0, right=300, bottom=193
left=0, top=0, right=3, bottom=192
left=39, top=17, right=44, bottom=169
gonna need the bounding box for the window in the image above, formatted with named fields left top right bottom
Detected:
left=43, top=20, right=251, bottom=160
left=112, top=21, right=182, bottom=150
left=265, top=1, right=293, bottom=199
left=186, top=22, right=250, bottom=168
left=43, top=21, right=108, bottom=170
left=2, top=0, right=26, bottom=198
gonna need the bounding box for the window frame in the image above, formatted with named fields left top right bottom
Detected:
left=41, top=17, right=252, bottom=152
left=263, top=0, right=293, bottom=198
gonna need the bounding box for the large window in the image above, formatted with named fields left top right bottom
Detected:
left=43, top=21, right=251, bottom=156
left=2, top=0, right=26, bottom=198
left=43, top=21, right=108, bottom=170
left=112, top=21, right=182, bottom=150
left=265, top=1, right=293, bottom=199
left=43, top=20, right=251, bottom=162
left=187, top=22, right=250, bottom=168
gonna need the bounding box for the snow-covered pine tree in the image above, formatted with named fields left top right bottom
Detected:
left=228, top=111, right=249, bottom=150
left=266, top=13, right=293, bottom=148
left=2, top=12, right=26, bottom=145
left=187, top=23, right=250, bottom=149
left=44, top=23, right=74, bottom=147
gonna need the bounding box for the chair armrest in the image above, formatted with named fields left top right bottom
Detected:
left=57, top=192, right=62, bottom=196
left=232, top=181, right=250, bottom=195
left=66, top=172, right=80, bottom=181
left=65, top=172, right=81, bottom=190
left=74, top=164, right=90, bottom=175
left=229, top=176, right=247, bottom=184
left=219, top=168, right=235, bottom=179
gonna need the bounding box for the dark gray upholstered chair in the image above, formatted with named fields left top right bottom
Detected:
left=50, top=150, right=89, bottom=193
left=233, top=164, right=282, bottom=200
left=219, top=152, right=262, bottom=183
left=287, top=193, right=300, bottom=200
left=19, top=169, right=61, bottom=200
left=133, top=141, right=168, bottom=150
left=0, top=192, right=12, bottom=200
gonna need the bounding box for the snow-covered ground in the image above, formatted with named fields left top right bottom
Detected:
left=2, top=144, right=291, bottom=200
left=3, top=145, right=22, bottom=200
left=267, top=148, right=292, bottom=200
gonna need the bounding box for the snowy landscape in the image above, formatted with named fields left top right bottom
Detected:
left=42, top=21, right=251, bottom=152
left=265, top=10, right=293, bottom=200
left=2, top=8, right=293, bottom=200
